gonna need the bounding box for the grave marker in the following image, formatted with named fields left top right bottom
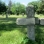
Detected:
left=16, top=5, right=35, bottom=41
left=26, top=5, right=35, bottom=41
left=16, top=5, right=44, bottom=41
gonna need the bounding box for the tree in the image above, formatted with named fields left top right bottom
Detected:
left=6, top=0, right=12, bottom=18
left=8, top=0, right=12, bottom=14
left=0, top=1, right=7, bottom=14
left=11, top=2, right=26, bottom=15
left=28, top=1, right=39, bottom=12
left=37, top=0, right=44, bottom=14
left=11, top=3, right=16, bottom=14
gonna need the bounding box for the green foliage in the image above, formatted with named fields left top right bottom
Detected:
left=11, top=2, right=26, bottom=15
left=35, top=25, right=44, bottom=44
left=28, top=0, right=44, bottom=15
left=0, top=1, right=7, bottom=14
left=0, top=1, right=26, bottom=16
left=36, top=0, right=44, bottom=14
left=11, top=3, right=16, bottom=14
left=28, top=1, right=39, bottom=12
left=0, top=0, right=44, bottom=15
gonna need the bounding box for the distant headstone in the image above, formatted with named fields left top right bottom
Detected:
left=22, top=13, right=24, bottom=16
left=40, top=18, right=44, bottom=25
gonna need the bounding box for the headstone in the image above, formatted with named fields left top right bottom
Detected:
left=22, top=13, right=24, bottom=16
left=16, top=5, right=35, bottom=41
left=40, top=18, right=44, bottom=25
left=26, top=5, right=35, bottom=41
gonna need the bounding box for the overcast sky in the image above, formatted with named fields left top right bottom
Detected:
left=2, top=0, right=38, bottom=6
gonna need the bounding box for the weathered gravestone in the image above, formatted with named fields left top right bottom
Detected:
left=16, top=5, right=44, bottom=41
left=26, top=5, right=35, bottom=41
left=16, top=5, right=35, bottom=41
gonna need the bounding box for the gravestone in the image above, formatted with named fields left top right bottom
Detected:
left=16, top=5, right=35, bottom=41
left=26, top=5, right=35, bottom=41
left=40, top=18, right=44, bottom=25
left=16, top=5, right=44, bottom=41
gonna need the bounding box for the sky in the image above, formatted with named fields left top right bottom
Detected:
left=1, top=0, right=38, bottom=6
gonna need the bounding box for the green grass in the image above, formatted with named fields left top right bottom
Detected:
left=0, top=17, right=27, bottom=44
left=0, top=15, right=26, bottom=18
left=0, top=29, right=26, bottom=44
left=0, top=14, right=44, bottom=18
left=0, top=14, right=44, bottom=44
left=35, top=14, right=44, bottom=18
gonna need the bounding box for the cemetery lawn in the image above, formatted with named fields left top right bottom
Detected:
left=0, top=15, right=44, bottom=44
left=0, top=14, right=44, bottom=18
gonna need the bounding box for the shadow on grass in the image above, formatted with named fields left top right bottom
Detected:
left=0, top=18, right=27, bottom=37
left=35, top=25, right=44, bottom=44
left=0, top=23, right=26, bottom=30
left=21, top=37, right=38, bottom=44
left=0, top=18, right=26, bottom=31
left=0, top=18, right=16, bottom=31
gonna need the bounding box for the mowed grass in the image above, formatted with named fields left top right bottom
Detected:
left=0, top=14, right=44, bottom=18
left=0, top=14, right=44, bottom=44
left=0, top=15, right=27, bottom=44
left=35, top=14, right=44, bottom=18
left=0, top=15, right=26, bottom=18
left=0, top=29, right=26, bottom=44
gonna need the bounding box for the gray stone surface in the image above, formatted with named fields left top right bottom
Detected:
left=16, top=18, right=26, bottom=25
left=26, top=5, right=35, bottom=41
left=35, top=17, right=40, bottom=24
left=26, top=5, right=35, bottom=18
left=27, top=25, right=35, bottom=40
left=16, top=18, right=35, bottom=25
left=40, top=18, right=44, bottom=25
